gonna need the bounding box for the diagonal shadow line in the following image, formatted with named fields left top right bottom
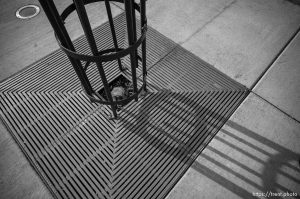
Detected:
left=201, top=153, right=263, bottom=190
left=190, top=121, right=299, bottom=199
left=221, top=128, right=273, bottom=156
left=206, top=145, right=300, bottom=185
left=219, top=128, right=300, bottom=184
left=221, top=125, right=300, bottom=173
left=286, top=0, right=300, bottom=6
left=214, top=136, right=266, bottom=163
left=206, top=145, right=261, bottom=177
left=225, top=120, right=300, bottom=195
left=155, top=92, right=240, bottom=145
left=201, top=153, right=297, bottom=195
left=191, top=160, right=254, bottom=198
left=226, top=120, right=300, bottom=172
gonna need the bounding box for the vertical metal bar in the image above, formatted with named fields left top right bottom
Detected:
left=73, top=0, right=118, bottom=118
left=104, top=0, right=123, bottom=71
left=38, top=0, right=94, bottom=95
left=124, top=0, right=138, bottom=101
left=131, top=0, right=138, bottom=69
left=140, top=0, right=147, bottom=90
left=72, top=0, right=98, bottom=54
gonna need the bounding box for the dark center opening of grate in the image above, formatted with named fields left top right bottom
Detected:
left=98, top=74, right=133, bottom=110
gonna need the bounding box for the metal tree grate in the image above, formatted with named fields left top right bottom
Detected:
left=0, top=13, right=249, bottom=199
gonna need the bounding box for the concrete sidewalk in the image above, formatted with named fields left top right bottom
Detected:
left=156, top=0, right=300, bottom=198
left=1, top=0, right=300, bottom=198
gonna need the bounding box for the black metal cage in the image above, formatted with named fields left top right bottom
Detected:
left=38, top=0, right=147, bottom=119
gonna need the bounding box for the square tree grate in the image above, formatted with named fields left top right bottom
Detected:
left=0, top=13, right=249, bottom=199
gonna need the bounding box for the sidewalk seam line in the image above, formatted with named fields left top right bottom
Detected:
left=250, top=26, right=300, bottom=90
left=179, top=0, right=237, bottom=45
left=251, top=91, right=300, bottom=123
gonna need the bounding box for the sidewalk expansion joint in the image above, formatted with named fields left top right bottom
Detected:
left=252, top=92, right=300, bottom=123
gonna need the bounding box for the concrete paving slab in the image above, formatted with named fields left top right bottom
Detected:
left=254, top=32, right=300, bottom=122
left=147, top=0, right=239, bottom=44
left=182, top=0, right=300, bottom=88
left=166, top=93, right=300, bottom=199
left=114, top=0, right=235, bottom=44
left=0, top=0, right=122, bottom=82
left=0, top=122, right=53, bottom=199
